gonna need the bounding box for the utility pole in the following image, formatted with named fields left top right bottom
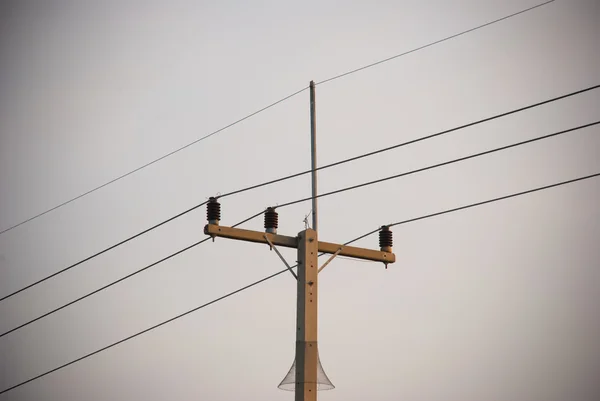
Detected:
left=204, top=81, right=395, bottom=401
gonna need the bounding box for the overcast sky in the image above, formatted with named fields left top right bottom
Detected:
left=0, top=1, right=599, bottom=400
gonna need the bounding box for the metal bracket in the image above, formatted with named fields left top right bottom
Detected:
left=318, top=248, right=342, bottom=273
left=264, top=235, right=298, bottom=280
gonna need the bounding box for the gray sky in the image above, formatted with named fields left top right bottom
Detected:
left=0, top=0, right=599, bottom=400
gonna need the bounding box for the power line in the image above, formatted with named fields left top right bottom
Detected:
left=3, top=86, right=593, bottom=305
left=2, top=120, right=596, bottom=337
left=0, top=265, right=288, bottom=396
left=2, top=169, right=597, bottom=397
left=276, top=121, right=600, bottom=208
left=0, top=86, right=308, bottom=236
left=347, top=172, right=600, bottom=245
left=216, top=85, right=599, bottom=198
left=0, top=210, right=265, bottom=339
left=316, top=0, right=555, bottom=85
left=390, top=174, right=600, bottom=225
left=336, top=256, right=376, bottom=264
left=0, top=0, right=556, bottom=237
left=0, top=201, right=209, bottom=302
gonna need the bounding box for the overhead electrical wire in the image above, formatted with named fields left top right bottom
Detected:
left=0, top=209, right=265, bottom=339
left=350, top=173, right=600, bottom=244
left=316, top=0, right=555, bottom=85
left=0, top=201, right=208, bottom=302
left=0, top=86, right=309, bottom=236
left=218, top=85, right=599, bottom=199
left=0, top=0, right=555, bottom=236
left=276, top=121, right=600, bottom=209
left=2, top=120, right=597, bottom=338
left=2, top=84, right=595, bottom=304
left=1, top=169, right=597, bottom=397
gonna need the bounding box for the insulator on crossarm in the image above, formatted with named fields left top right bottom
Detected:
left=379, top=226, right=393, bottom=253
left=264, top=207, right=278, bottom=234
left=207, top=197, right=221, bottom=225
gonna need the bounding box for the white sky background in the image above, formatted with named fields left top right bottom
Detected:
left=0, top=0, right=599, bottom=400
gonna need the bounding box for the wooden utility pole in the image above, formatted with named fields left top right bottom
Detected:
left=204, top=81, right=395, bottom=401
left=295, top=228, right=319, bottom=400
left=297, top=80, right=318, bottom=401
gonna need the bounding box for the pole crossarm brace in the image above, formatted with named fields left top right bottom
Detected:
left=264, top=235, right=298, bottom=279
left=204, top=224, right=395, bottom=264
left=318, top=248, right=342, bottom=273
